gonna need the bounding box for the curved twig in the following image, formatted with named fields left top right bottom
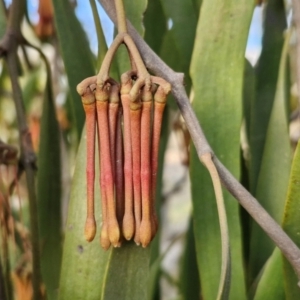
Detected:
left=201, top=153, right=231, bottom=300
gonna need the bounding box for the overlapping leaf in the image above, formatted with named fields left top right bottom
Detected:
left=249, top=0, right=287, bottom=193
left=282, top=142, right=300, bottom=299
left=190, top=0, right=254, bottom=299
left=52, top=0, right=95, bottom=139
left=254, top=248, right=284, bottom=300
left=249, top=30, right=292, bottom=284
left=37, top=62, right=62, bottom=300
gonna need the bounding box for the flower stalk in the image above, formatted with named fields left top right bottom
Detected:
left=81, top=87, right=97, bottom=242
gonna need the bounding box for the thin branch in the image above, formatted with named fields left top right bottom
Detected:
left=6, top=45, right=43, bottom=300
left=0, top=0, right=43, bottom=298
left=98, top=0, right=300, bottom=281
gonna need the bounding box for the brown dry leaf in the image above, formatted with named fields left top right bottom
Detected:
left=12, top=271, right=33, bottom=300
left=28, top=116, right=41, bottom=152
left=35, top=0, right=54, bottom=38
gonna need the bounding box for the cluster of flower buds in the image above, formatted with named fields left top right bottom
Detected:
left=77, top=69, right=171, bottom=249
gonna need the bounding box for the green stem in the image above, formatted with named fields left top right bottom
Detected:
left=114, top=0, right=127, bottom=33
left=124, top=34, right=149, bottom=79
left=96, top=33, right=125, bottom=85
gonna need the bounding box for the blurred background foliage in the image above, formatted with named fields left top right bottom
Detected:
left=0, top=0, right=300, bottom=299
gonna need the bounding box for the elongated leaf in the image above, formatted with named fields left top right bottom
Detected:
left=52, top=0, right=95, bottom=139
left=89, top=0, right=119, bottom=81
left=0, top=2, right=6, bottom=39
left=190, top=1, right=254, bottom=299
left=243, top=59, right=256, bottom=146
left=179, top=217, right=200, bottom=300
left=192, top=0, right=202, bottom=13
left=282, top=142, right=300, bottom=299
left=89, top=0, right=107, bottom=69
left=253, top=248, right=284, bottom=300
left=249, top=0, right=287, bottom=193
left=241, top=59, right=255, bottom=283
left=101, top=243, right=150, bottom=299
left=123, top=0, right=147, bottom=36
left=144, top=0, right=166, bottom=55
left=58, top=132, right=111, bottom=300
left=148, top=106, right=170, bottom=300
left=160, top=0, right=199, bottom=91
left=37, top=64, right=62, bottom=300
left=249, top=31, right=292, bottom=284
left=158, top=31, right=183, bottom=111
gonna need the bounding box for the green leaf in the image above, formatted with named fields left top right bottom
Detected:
left=243, top=59, right=256, bottom=147
left=52, top=0, right=95, bottom=139
left=58, top=132, right=111, bottom=300
left=160, top=0, right=199, bottom=91
left=22, top=70, right=40, bottom=112
left=37, top=62, right=62, bottom=300
left=248, top=30, right=292, bottom=284
left=192, top=0, right=202, bottom=13
left=144, top=0, right=166, bottom=55
left=253, top=248, right=284, bottom=300
left=101, top=243, right=150, bottom=300
left=241, top=59, right=256, bottom=285
left=249, top=0, right=287, bottom=193
left=0, top=2, right=6, bottom=39
left=148, top=105, right=170, bottom=300
left=189, top=0, right=254, bottom=299
left=89, top=0, right=107, bottom=69
left=282, top=142, right=300, bottom=299
left=158, top=32, right=183, bottom=111
left=123, top=0, right=147, bottom=36
left=178, top=218, right=200, bottom=300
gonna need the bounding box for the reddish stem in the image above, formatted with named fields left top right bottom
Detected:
left=99, top=144, right=111, bottom=250
left=139, top=89, right=152, bottom=248
left=121, top=93, right=135, bottom=240
left=81, top=87, right=97, bottom=242
left=108, top=84, right=120, bottom=180
left=130, top=101, right=142, bottom=245
left=115, top=107, right=125, bottom=229
left=95, top=86, right=120, bottom=246
left=151, top=87, right=167, bottom=238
